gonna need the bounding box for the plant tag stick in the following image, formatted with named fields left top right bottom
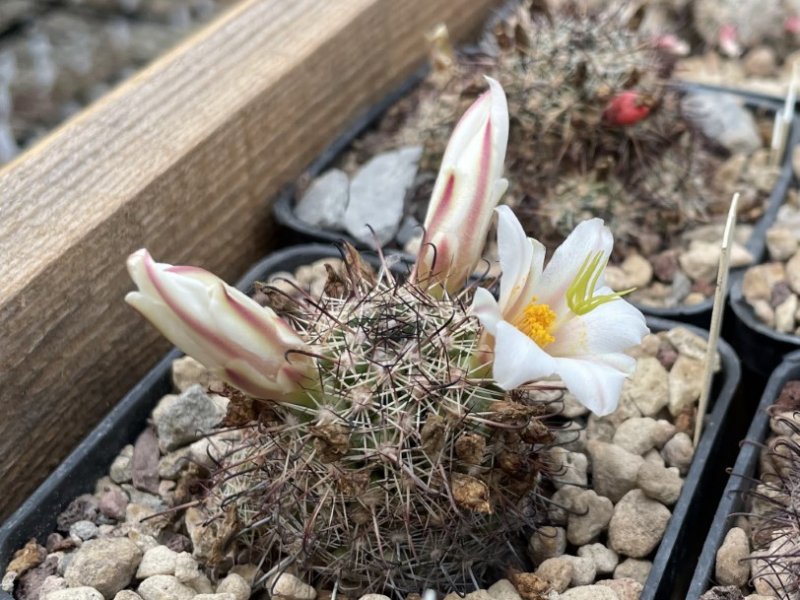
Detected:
left=693, top=193, right=739, bottom=446
left=771, top=63, right=798, bottom=165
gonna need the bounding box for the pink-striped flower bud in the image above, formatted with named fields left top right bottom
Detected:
left=125, top=249, right=314, bottom=403
left=413, top=76, right=509, bottom=294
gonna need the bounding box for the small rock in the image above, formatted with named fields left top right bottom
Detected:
left=787, top=251, right=800, bottom=295
left=715, top=527, right=750, bottom=587
left=608, top=490, right=672, bottom=558
left=637, top=463, right=684, bottom=505
left=69, top=520, right=98, bottom=542
left=487, top=579, right=522, bottom=600
left=597, top=577, right=642, bottom=600
left=110, top=445, right=134, bottom=484
left=668, top=355, right=704, bottom=416
left=194, top=595, right=237, bottom=600
left=607, top=253, right=653, bottom=290
left=114, top=593, right=144, bottom=600
left=0, top=571, right=14, bottom=593
left=294, top=169, right=350, bottom=230
left=43, top=589, right=104, bottom=600
left=563, top=555, right=596, bottom=586
left=612, top=417, right=675, bottom=455
left=766, top=227, right=798, bottom=261
left=578, top=543, right=619, bottom=575
left=680, top=240, right=753, bottom=282
left=556, top=586, right=618, bottom=600
left=682, top=92, right=761, bottom=154
left=463, top=590, right=493, bottom=600
left=270, top=573, right=317, bottom=600
left=171, top=356, right=210, bottom=392
left=98, top=488, right=128, bottom=523
left=136, top=545, right=178, bottom=578
left=567, top=489, right=614, bottom=546
left=137, top=574, right=196, bottom=600
left=38, top=575, right=67, bottom=597
left=586, top=440, right=644, bottom=502
left=549, top=485, right=583, bottom=525
left=64, top=538, right=142, bottom=598
left=651, top=250, right=679, bottom=283
left=752, top=299, right=775, bottom=328
left=216, top=573, right=250, bottom=600
left=775, top=293, right=798, bottom=334
left=684, top=292, right=706, bottom=305
left=508, top=573, right=550, bottom=600
left=614, top=558, right=652, bottom=584
left=586, top=415, right=616, bottom=443
left=344, top=147, right=421, bottom=246
left=643, top=448, right=666, bottom=468
left=743, top=262, right=787, bottom=303
left=662, top=432, right=694, bottom=474
left=550, top=448, right=588, bottom=488
left=152, top=385, right=228, bottom=451
left=534, top=557, right=573, bottom=593
left=529, top=526, right=567, bottom=564
left=186, top=574, right=214, bottom=594
left=621, top=357, right=669, bottom=417
left=664, top=327, right=710, bottom=361
left=7, top=538, right=46, bottom=574
left=699, top=587, right=744, bottom=600
left=132, top=428, right=160, bottom=494
left=173, top=552, right=201, bottom=583
left=770, top=281, right=792, bottom=308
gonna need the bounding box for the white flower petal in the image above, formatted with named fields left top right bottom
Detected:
left=496, top=206, right=545, bottom=320
left=536, top=218, right=613, bottom=314
left=126, top=250, right=313, bottom=401
left=492, top=321, right=557, bottom=390
left=470, top=287, right=503, bottom=335
left=548, top=296, right=649, bottom=357
left=552, top=356, right=628, bottom=416
left=125, top=292, right=223, bottom=368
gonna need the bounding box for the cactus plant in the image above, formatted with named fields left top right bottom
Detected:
left=126, top=78, right=649, bottom=597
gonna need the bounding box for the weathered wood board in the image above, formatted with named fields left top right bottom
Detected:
left=0, top=0, right=499, bottom=518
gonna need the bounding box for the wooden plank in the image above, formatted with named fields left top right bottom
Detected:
left=0, top=0, right=498, bottom=518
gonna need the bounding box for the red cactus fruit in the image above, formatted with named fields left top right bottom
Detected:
left=602, top=91, right=652, bottom=126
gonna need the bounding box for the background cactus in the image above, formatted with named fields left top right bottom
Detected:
left=357, top=0, right=775, bottom=261
left=202, top=249, right=561, bottom=596
left=742, top=408, right=800, bottom=597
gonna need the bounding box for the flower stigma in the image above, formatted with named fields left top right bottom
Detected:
left=566, top=250, right=634, bottom=316
left=514, top=299, right=557, bottom=347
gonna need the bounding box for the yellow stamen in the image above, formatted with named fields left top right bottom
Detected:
left=567, top=251, right=634, bottom=316
left=515, top=301, right=557, bottom=347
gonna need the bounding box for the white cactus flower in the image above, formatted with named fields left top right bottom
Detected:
left=413, top=76, right=509, bottom=294
left=471, top=207, right=649, bottom=416
left=126, top=249, right=314, bottom=403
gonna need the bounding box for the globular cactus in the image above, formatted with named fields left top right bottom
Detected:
left=419, top=6, right=670, bottom=175
left=397, top=2, right=698, bottom=250
left=744, top=409, right=800, bottom=597
left=126, top=77, right=649, bottom=597
left=208, top=247, right=559, bottom=595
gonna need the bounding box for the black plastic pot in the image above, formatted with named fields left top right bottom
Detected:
left=0, top=245, right=741, bottom=600
left=273, top=75, right=797, bottom=329
left=686, top=349, right=800, bottom=599
left=729, top=268, right=800, bottom=377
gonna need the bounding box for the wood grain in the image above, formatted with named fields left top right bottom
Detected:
left=0, top=0, right=498, bottom=518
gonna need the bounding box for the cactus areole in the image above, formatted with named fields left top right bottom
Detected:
left=125, top=79, right=648, bottom=596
